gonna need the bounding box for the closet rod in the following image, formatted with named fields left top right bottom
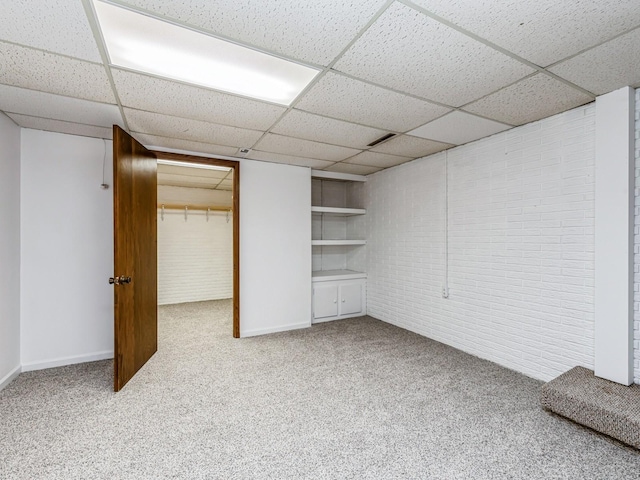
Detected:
left=157, top=204, right=232, bottom=212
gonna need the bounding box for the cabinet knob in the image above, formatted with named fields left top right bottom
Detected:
left=342, top=299, right=345, bottom=302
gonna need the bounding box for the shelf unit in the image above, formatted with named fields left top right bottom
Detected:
left=311, top=170, right=367, bottom=323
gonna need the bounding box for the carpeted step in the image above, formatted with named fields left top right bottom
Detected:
left=540, top=366, right=640, bottom=449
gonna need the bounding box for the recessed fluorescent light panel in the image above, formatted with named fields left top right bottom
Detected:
left=93, top=1, right=320, bottom=105
left=157, top=159, right=231, bottom=172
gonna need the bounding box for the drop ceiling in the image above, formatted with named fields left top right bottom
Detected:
left=157, top=163, right=232, bottom=191
left=1, top=0, right=639, bottom=174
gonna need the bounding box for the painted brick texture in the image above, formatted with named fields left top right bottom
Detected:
left=366, top=104, right=596, bottom=382
left=158, top=211, right=232, bottom=305
left=157, top=186, right=233, bottom=305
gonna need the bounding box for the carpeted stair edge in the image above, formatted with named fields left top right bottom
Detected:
left=541, top=366, right=640, bottom=449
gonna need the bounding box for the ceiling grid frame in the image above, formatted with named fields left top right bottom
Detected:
left=80, top=0, right=130, bottom=131
left=248, top=0, right=397, bottom=157
left=399, top=0, right=598, bottom=99
left=1, top=0, right=639, bottom=171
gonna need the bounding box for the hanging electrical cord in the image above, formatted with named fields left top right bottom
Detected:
left=100, top=138, right=109, bottom=189
left=320, top=179, right=325, bottom=271
left=443, top=149, right=450, bottom=299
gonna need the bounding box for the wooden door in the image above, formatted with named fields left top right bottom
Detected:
left=112, top=125, right=158, bottom=392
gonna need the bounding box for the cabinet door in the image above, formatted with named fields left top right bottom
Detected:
left=339, top=282, right=363, bottom=316
left=313, top=284, right=339, bottom=319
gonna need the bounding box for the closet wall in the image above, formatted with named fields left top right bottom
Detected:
left=157, top=185, right=233, bottom=305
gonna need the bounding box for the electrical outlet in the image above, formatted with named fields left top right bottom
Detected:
left=442, top=286, right=449, bottom=298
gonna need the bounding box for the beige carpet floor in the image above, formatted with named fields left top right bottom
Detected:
left=1, top=300, right=639, bottom=479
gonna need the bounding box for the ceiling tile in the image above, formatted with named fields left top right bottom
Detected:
left=0, top=84, right=121, bottom=127
left=343, top=151, right=412, bottom=169
left=118, top=0, right=388, bottom=66
left=272, top=110, right=386, bottom=148
left=548, top=28, right=640, bottom=95
left=157, top=173, right=222, bottom=189
left=0, top=0, right=101, bottom=62
left=158, top=172, right=233, bottom=191
left=158, top=164, right=229, bottom=179
left=463, top=74, right=594, bottom=126
left=132, top=132, right=239, bottom=157
left=409, top=111, right=511, bottom=145
left=0, top=42, right=115, bottom=103
left=325, top=163, right=382, bottom=175
left=7, top=113, right=113, bottom=139
left=296, top=72, right=452, bottom=132
left=246, top=150, right=334, bottom=169
left=413, top=0, right=640, bottom=67
left=254, top=134, right=361, bottom=161
left=333, top=3, right=534, bottom=106
left=112, top=69, right=285, bottom=130
left=124, top=108, right=263, bottom=147
left=371, top=135, right=452, bottom=158
left=217, top=180, right=233, bottom=191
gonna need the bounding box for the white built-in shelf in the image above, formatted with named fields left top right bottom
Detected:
left=311, top=170, right=366, bottom=182
left=312, top=239, right=366, bottom=246
left=311, top=206, right=366, bottom=216
left=312, top=269, right=367, bottom=281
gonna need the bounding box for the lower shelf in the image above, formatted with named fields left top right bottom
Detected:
left=312, top=269, right=367, bottom=282
left=312, top=239, right=366, bottom=246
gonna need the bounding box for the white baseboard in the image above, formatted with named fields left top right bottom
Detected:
left=21, top=351, right=114, bottom=372
left=241, top=321, right=310, bottom=338
left=0, top=364, right=21, bottom=392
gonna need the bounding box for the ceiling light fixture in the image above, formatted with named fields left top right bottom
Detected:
left=93, top=1, right=320, bottom=105
left=157, top=159, right=231, bottom=172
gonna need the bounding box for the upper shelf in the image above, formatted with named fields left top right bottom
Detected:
left=312, top=269, right=367, bottom=281
left=312, top=239, right=366, bottom=246
left=311, top=170, right=366, bottom=182
left=311, top=206, right=366, bottom=216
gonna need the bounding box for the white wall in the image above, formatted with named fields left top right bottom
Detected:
left=366, top=103, right=596, bottom=382
left=240, top=159, right=312, bottom=336
left=158, top=213, right=233, bottom=305
left=0, top=113, right=21, bottom=389
left=158, top=186, right=233, bottom=305
left=17, top=132, right=312, bottom=370
left=594, top=87, right=635, bottom=385
left=634, top=88, right=640, bottom=384
left=20, top=129, right=114, bottom=370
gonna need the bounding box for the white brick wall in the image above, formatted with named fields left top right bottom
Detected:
left=366, top=104, right=596, bottom=382
left=157, top=186, right=233, bottom=305
left=634, top=88, right=640, bottom=384
left=158, top=185, right=232, bottom=207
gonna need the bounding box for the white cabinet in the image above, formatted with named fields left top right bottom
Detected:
left=313, top=283, right=339, bottom=319
left=339, top=282, right=363, bottom=316
left=312, top=278, right=366, bottom=323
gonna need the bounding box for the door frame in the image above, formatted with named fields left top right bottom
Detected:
left=153, top=151, right=241, bottom=338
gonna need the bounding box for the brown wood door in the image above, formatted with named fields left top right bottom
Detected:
left=112, top=125, right=158, bottom=392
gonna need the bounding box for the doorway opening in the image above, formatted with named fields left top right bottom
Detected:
left=153, top=152, right=240, bottom=338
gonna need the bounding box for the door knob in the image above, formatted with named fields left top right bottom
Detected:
left=109, top=276, right=132, bottom=285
